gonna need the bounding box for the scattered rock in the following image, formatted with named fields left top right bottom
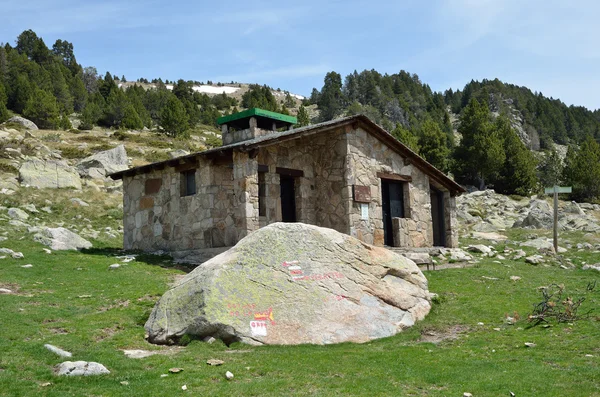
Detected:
left=76, top=145, right=128, bottom=178
left=12, top=252, right=24, bottom=259
left=108, top=264, right=120, bottom=270
left=181, top=385, right=187, bottom=390
left=582, top=264, right=600, bottom=271
left=525, top=255, right=544, bottom=265
left=203, top=336, right=216, bottom=344
left=463, top=393, right=473, bottom=397
left=520, top=238, right=554, bottom=251
left=43, top=248, right=52, bottom=254
left=7, top=116, right=38, bottom=130
left=123, top=349, right=159, bottom=359
left=513, top=249, right=526, bottom=260
left=400, top=252, right=432, bottom=265
left=21, top=203, right=38, bottom=213
left=467, top=244, right=492, bottom=255
left=33, top=227, right=92, bottom=251
left=120, top=381, right=129, bottom=385
left=510, top=276, right=521, bottom=282
left=44, top=344, right=72, bottom=358
left=7, top=207, right=29, bottom=221
left=225, top=371, right=234, bottom=380
left=169, top=149, right=190, bottom=159
left=471, top=231, right=508, bottom=242
left=19, top=159, right=82, bottom=189
left=440, top=248, right=473, bottom=262
left=169, top=368, right=183, bottom=373
left=207, top=359, right=225, bottom=366
left=55, top=361, right=110, bottom=376
left=21, top=264, right=33, bottom=268
left=146, top=223, right=432, bottom=345
left=524, top=342, right=536, bottom=348
left=0, top=288, right=13, bottom=294
left=70, top=198, right=89, bottom=207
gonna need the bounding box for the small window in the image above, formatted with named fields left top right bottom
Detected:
left=180, top=170, right=196, bottom=197
left=258, top=172, right=266, bottom=217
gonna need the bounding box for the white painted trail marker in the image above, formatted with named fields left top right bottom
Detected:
left=250, top=321, right=267, bottom=336
left=544, top=185, right=572, bottom=254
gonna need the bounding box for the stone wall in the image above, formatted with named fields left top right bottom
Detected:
left=122, top=155, right=238, bottom=253
left=122, top=125, right=458, bottom=256
left=346, top=127, right=436, bottom=248
left=256, top=129, right=349, bottom=234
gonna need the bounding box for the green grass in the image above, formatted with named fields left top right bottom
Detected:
left=0, top=220, right=598, bottom=395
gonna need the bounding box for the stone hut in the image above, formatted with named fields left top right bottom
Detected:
left=110, top=108, right=465, bottom=262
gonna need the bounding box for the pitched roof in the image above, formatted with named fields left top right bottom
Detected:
left=109, top=115, right=465, bottom=194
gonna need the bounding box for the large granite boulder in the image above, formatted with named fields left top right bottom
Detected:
left=146, top=223, right=431, bottom=346
left=7, top=116, right=38, bottom=130
left=19, top=159, right=81, bottom=189
left=76, top=144, right=128, bottom=178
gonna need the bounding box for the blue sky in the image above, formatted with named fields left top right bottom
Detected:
left=2, top=0, right=599, bottom=109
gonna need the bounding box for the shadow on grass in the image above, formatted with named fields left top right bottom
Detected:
left=80, top=247, right=197, bottom=273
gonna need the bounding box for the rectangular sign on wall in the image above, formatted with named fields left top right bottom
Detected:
left=353, top=185, right=371, bottom=203
left=361, top=203, right=369, bottom=220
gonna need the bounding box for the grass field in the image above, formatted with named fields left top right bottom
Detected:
left=0, top=227, right=599, bottom=396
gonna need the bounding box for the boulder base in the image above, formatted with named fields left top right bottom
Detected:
left=145, top=223, right=431, bottom=346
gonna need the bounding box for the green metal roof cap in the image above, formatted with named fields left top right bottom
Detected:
left=217, top=108, right=297, bottom=126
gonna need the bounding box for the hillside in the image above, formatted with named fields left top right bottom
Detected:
left=2, top=29, right=600, bottom=200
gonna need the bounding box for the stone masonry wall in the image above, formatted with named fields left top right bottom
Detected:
left=122, top=155, right=238, bottom=253
left=346, top=127, right=435, bottom=247
left=256, top=129, right=349, bottom=234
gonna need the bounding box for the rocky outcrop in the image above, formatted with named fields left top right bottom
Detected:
left=33, top=227, right=92, bottom=250
left=19, top=159, right=81, bottom=189
left=146, top=222, right=431, bottom=346
left=76, top=145, right=128, bottom=178
left=7, top=116, right=38, bottom=130
left=457, top=190, right=600, bottom=233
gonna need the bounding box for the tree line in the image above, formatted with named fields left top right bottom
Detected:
left=309, top=70, right=600, bottom=202
left=0, top=30, right=238, bottom=136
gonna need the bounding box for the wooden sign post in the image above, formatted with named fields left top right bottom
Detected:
left=544, top=185, right=572, bottom=253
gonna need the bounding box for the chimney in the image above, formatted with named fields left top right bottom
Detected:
left=217, top=108, right=297, bottom=145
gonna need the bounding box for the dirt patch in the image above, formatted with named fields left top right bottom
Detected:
left=419, top=325, right=468, bottom=344
left=98, top=299, right=130, bottom=312
left=0, top=283, right=20, bottom=294
left=95, top=325, right=124, bottom=341
left=137, top=294, right=160, bottom=303
left=48, top=327, right=69, bottom=334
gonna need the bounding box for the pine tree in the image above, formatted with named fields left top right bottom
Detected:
left=563, top=137, right=600, bottom=201
left=58, top=113, right=72, bottom=130
left=453, top=98, right=505, bottom=189
left=79, top=102, right=102, bottom=130
left=418, top=119, right=450, bottom=171
left=0, top=82, right=9, bottom=123
left=317, top=71, right=344, bottom=121
left=538, top=149, right=563, bottom=188
left=160, top=95, right=189, bottom=137
left=494, top=116, right=538, bottom=195
left=23, top=88, right=60, bottom=129
left=296, top=105, right=310, bottom=127
left=121, top=104, right=143, bottom=130
left=392, top=124, right=419, bottom=153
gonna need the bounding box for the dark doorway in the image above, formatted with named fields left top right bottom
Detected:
left=430, top=188, right=446, bottom=246
left=280, top=176, right=296, bottom=222
left=381, top=179, right=404, bottom=246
